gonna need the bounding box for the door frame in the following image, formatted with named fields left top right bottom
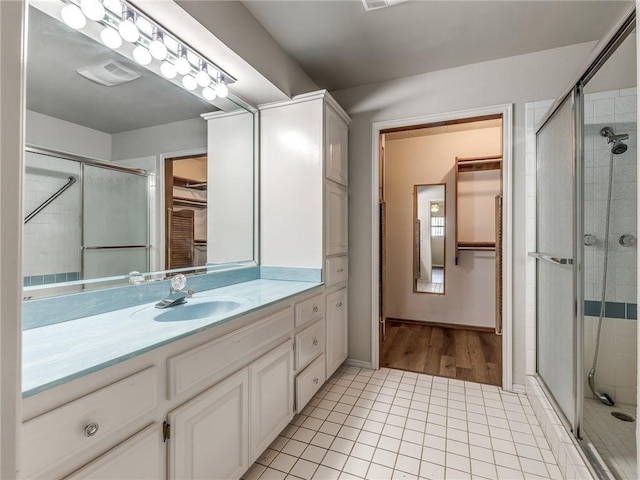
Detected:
left=370, top=103, right=514, bottom=391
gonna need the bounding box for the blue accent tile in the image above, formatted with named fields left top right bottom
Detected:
left=55, top=273, right=67, bottom=283
left=44, top=274, right=56, bottom=284
left=260, top=266, right=322, bottom=282
left=68, top=272, right=79, bottom=281
left=604, top=302, right=626, bottom=319
left=30, top=276, right=44, bottom=286
left=627, top=303, right=637, bottom=320
left=24, top=277, right=31, bottom=287
left=584, top=300, right=601, bottom=317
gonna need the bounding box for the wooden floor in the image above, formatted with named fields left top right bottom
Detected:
left=380, top=321, right=502, bottom=386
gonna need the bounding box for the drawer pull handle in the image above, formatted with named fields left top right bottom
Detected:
left=84, top=422, right=99, bottom=437
left=313, top=305, right=319, bottom=313
left=313, top=338, right=318, bottom=346
left=337, top=302, right=343, bottom=307
left=313, top=377, right=319, bottom=384
left=337, top=268, right=344, bottom=273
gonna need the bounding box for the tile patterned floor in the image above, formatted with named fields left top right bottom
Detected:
left=243, top=366, right=563, bottom=480
left=583, top=398, right=636, bottom=479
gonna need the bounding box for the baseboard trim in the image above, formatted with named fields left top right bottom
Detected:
left=511, top=383, right=526, bottom=394
left=344, top=358, right=373, bottom=369
left=386, top=317, right=495, bottom=333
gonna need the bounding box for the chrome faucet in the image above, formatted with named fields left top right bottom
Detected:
left=155, top=274, right=194, bottom=309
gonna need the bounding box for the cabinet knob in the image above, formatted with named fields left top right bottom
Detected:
left=313, top=338, right=318, bottom=346
left=313, top=305, right=319, bottom=313
left=337, top=268, right=344, bottom=273
left=313, top=377, right=319, bottom=384
left=337, top=302, right=343, bottom=308
left=84, top=422, right=99, bottom=437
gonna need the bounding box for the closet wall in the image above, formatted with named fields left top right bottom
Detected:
left=384, top=124, right=501, bottom=328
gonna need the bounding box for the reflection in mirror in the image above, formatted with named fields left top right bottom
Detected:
left=414, top=184, right=446, bottom=294
left=23, top=1, right=256, bottom=299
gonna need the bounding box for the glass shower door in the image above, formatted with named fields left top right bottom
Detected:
left=82, top=165, right=149, bottom=279
left=533, top=92, right=578, bottom=429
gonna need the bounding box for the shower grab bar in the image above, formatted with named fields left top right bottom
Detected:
left=24, top=176, right=76, bottom=224
left=528, top=252, right=573, bottom=265
left=82, top=245, right=150, bottom=250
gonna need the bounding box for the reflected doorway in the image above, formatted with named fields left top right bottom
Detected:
left=164, top=154, right=208, bottom=270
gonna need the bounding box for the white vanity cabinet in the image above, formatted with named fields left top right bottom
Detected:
left=325, top=104, right=349, bottom=186
left=249, top=340, right=294, bottom=459
left=325, top=181, right=348, bottom=257
left=167, top=369, right=250, bottom=480
left=65, top=424, right=163, bottom=480
left=326, top=288, right=348, bottom=378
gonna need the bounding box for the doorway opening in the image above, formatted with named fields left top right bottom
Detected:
left=164, top=154, right=207, bottom=271
left=378, top=114, right=505, bottom=387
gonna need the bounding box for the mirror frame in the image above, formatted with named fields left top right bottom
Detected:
left=413, top=183, right=446, bottom=295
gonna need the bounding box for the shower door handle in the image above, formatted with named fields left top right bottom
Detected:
left=528, top=252, right=573, bottom=265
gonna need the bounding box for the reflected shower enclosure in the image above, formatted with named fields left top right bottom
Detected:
left=414, top=184, right=445, bottom=294
left=23, top=149, right=150, bottom=296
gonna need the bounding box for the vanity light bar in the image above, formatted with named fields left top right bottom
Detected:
left=59, top=0, right=235, bottom=100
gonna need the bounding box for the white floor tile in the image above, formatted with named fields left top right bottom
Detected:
left=245, top=368, right=563, bottom=480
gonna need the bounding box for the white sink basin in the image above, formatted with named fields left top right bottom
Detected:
left=132, top=296, right=251, bottom=322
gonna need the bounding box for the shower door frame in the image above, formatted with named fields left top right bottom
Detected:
left=532, top=6, right=636, bottom=477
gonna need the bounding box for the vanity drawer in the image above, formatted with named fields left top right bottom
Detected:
left=295, top=319, right=325, bottom=371
left=296, top=354, right=326, bottom=412
left=168, top=307, right=294, bottom=400
left=22, top=367, right=158, bottom=480
left=325, top=255, right=348, bottom=287
left=295, top=294, right=325, bottom=328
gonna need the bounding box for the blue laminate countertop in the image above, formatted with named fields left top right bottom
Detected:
left=23, top=279, right=322, bottom=397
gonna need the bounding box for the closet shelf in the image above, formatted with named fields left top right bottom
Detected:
left=173, top=197, right=207, bottom=209
left=456, top=155, right=502, bottom=172
left=173, top=176, right=208, bottom=190
left=457, top=241, right=496, bottom=251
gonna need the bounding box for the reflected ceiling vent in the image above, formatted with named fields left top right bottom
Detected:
left=362, top=0, right=409, bottom=11
left=77, top=60, right=140, bottom=86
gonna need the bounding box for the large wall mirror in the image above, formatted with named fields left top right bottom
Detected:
left=23, top=0, right=256, bottom=299
left=414, top=184, right=446, bottom=294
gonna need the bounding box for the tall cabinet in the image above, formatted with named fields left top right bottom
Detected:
left=260, top=90, right=350, bottom=381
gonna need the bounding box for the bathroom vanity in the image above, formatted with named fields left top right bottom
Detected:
left=21, top=90, right=350, bottom=479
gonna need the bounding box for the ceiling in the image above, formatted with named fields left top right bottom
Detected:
left=27, top=7, right=216, bottom=134
left=243, top=1, right=633, bottom=91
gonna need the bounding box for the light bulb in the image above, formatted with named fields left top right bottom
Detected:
left=61, top=4, right=86, bottom=30
left=182, top=75, right=197, bottom=91
left=118, top=14, right=139, bottom=43
left=80, top=0, right=105, bottom=21
left=196, top=69, right=211, bottom=88
left=174, top=55, right=191, bottom=76
left=202, top=86, right=217, bottom=101
left=133, top=46, right=151, bottom=65
left=215, top=81, right=228, bottom=98
left=149, top=34, right=168, bottom=61
left=160, top=61, right=177, bottom=79
left=100, top=26, right=122, bottom=49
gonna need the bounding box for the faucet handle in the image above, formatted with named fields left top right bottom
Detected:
left=171, top=274, right=187, bottom=292
left=187, top=289, right=195, bottom=298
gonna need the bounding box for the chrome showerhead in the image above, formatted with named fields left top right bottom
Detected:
left=600, top=126, right=629, bottom=155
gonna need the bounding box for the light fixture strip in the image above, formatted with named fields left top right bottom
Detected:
left=63, top=0, right=236, bottom=85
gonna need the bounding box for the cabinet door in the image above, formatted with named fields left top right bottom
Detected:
left=325, top=106, right=348, bottom=186
left=325, top=182, right=348, bottom=256
left=250, top=340, right=294, bottom=461
left=64, top=424, right=163, bottom=479
left=326, top=289, right=348, bottom=378
left=167, top=369, right=249, bottom=480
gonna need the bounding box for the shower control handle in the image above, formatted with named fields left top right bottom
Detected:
left=584, top=234, right=596, bottom=246
left=619, top=234, right=636, bottom=247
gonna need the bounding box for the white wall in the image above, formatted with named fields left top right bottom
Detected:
left=384, top=127, right=501, bottom=327
left=26, top=110, right=111, bottom=160
left=111, top=117, right=207, bottom=161
left=0, top=0, right=24, bottom=474
left=332, top=41, right=599, bottom=385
